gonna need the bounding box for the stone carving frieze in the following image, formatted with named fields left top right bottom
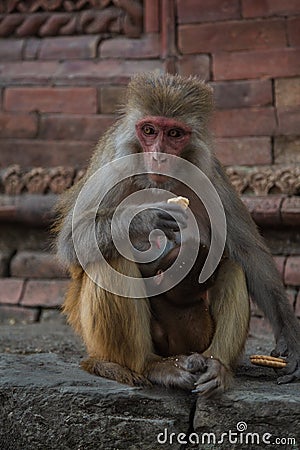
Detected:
left=0, top=165, right=299, bottom=196
left=0, top=0, right=142, bottom=37
left=227, top=166, right=300, bottom=196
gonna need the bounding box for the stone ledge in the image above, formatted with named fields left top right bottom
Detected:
left=0, top=321, right=299, bottom=450
left=0, top=193, right=299, bottom=228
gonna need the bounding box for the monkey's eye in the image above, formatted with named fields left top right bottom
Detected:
left=142, top=125, right=156, bottom=135
left=168, top=128, right=184, bottom=138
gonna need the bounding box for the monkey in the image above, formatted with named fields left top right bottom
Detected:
left=55, top=72, right=300, bottom=397
left=137, top=231, right=216, bottom=359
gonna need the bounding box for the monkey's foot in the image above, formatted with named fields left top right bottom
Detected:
left=275, top=356, right=300, bottom=384
left=271, top=339, right=300, bottom=384
left=81, top=357, right=151, bottom=387
left=192, top=357, right=231, bottom=398
left=146, top=353, right=207, bottom=390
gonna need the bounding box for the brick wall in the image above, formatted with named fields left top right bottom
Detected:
left=0, top=0, right=299, bottom=323
left=177, top=0, right=300, bottom=167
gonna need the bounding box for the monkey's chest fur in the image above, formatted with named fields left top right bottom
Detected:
left=150, top=294, right=214, bottom=357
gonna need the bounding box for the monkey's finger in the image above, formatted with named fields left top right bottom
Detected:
left=192, top=378, right=219, bottom=396
left=159, top=221, right=187, bottom=233
left=277, top=370, right=300, bottom=384
left=178, top=353, right=207, bottom=373
left=158, top=210, right=188, bottom=225
left=164, top=202, right=189, bottom=216
left=271, top=348, right=288, bottom=358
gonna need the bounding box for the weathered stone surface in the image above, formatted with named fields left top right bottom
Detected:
left=0, top=321, right=299, bottom=450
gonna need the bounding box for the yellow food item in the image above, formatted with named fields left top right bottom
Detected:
left=250, top=354, right=287, bottom=369
left=167, top=196, right=189, bottom=210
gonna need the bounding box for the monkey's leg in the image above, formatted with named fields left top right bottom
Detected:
left=78, top=258, right=154, bottom=386
left=194, top=259, right=250, bottom=397
left=62, top=265, right=84, bottom=335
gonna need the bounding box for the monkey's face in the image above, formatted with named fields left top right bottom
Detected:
left=135, top=116, right=191, bottom=184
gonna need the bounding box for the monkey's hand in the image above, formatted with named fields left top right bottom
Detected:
left=126, top=202, right=188, bottom=242
left=146, top=353, right=207, bottom=390
left=192, top=357, right=231, bottom=398
left=271, top=336, right=300, bottom=384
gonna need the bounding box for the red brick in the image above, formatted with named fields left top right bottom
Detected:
left=24, top=38, right=41, bottom=59
left=274, top=137, right=300, bottom=164
left=281, top=197, right=300, bottom=227
left=0, top=61, right=59, bottom=85
left=242, top=0, right=300, bottom=17
left=0, top=139, right=94, bottom=167
left=177, top=55, right=210, bottom=79
left=0, top=278, right=24, bottom=305
left=0, top=39, right=24, bottom=60
left=0, top=60, right=163, bottom=86
left=275, top=77, right=300, bottom=107
left=144, top=0, right=160, bottom=33
left=212, top=80, right=272, bottom=109
left=39, top=36, right=100, bottom=60
left=178, top=19, right=286, bottom=54
left=177, top=0, right=240, bottom=24
left=284, top=256, right=300, bottom=286
left=0, top=112, right=37, bottom=138
left=21, top=279, right=69, bottom=307
left=273, top=256, right=286, bottom=279
left=56, top=60, right=163, bottom=85
left=100, top=86, right=126, bottom=114
left=11, top=251, right=68, bottom=279
left=4, top=87, right=97, bottom=114
left=277, top=108, right=300, bottom=135
left=288, top=17, right=300, bottom=46
left=213, top=107, right=276, bottom=137
left=215, top=137, right=271, bottom=165
left=0, top=305, right=39, bottom=324
left=213, top=48, right=300, bottom=81
left=100, top=34, right=160, bottom=59
left=39, top=114, right=115, bottom=140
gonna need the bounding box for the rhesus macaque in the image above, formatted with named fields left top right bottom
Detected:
left=55, top=72, right=300, bottom=397
left=137, top=234, right=216, bottom=358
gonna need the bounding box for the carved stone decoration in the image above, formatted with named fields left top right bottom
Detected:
left=226, top=166, right=300, bottom=196
left=23, top=168, right=50, bottom=194
left=2, top=165, right=25, bottom=195
left=248, top=168, right=275, bottom=196
left=48, top=167, right=75, bottom=194
left=274, top=166, right=300, bottom=196
left=0, top=165, right=299, bottom=196
left=225, top=167, right=248, bottom=195
left=0, top=0, right=142, bottom=37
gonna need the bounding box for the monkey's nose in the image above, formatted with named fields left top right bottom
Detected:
left=153, top=152, right=167, bottom=163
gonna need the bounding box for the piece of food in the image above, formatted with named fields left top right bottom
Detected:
left=167, top=196, right=189, bottom=210
left=250, top=354, right=287, bottom=369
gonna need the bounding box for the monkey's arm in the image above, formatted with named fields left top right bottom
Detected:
left=213, top=158, right=300, bottom=383
left=56, top=199, right=187, bottom=267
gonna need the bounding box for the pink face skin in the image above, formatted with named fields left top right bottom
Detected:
left=135, top=116, right=192, bottom=183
